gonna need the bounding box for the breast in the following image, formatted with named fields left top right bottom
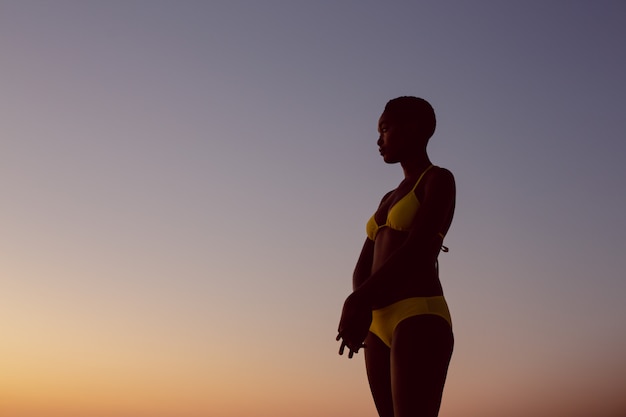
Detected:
left=386, top=191, right=420, bottom=232
left=366, top=214, right=380, bottom=241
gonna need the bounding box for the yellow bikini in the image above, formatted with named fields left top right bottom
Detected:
left=370, top=296, right=452, bottom=348
left=366, top=165, right=444, bottom=241
left=365, top=164, right=452, bottom=348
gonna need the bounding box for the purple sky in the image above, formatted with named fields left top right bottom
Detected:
left=2, top=2, right=625, bottom=416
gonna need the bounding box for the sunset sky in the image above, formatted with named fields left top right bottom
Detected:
left=2, top=1, right=625, bottom=416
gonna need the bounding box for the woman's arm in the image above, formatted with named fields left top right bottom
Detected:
left=352, top=238, right=374, bottom=290
left=352, top=189, right=393, bottom=290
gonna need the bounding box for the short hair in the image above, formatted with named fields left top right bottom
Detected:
left=384, top=96, right=436, bottom=141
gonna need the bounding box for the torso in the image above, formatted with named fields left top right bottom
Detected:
left=369, top=167, right=454, bottom=308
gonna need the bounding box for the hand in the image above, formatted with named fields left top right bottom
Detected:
left=336, top=335, right=366, bottom=358
left=336, top=291, right=372, bottom=358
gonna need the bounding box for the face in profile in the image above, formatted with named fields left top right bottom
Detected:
left=376, top=112, right=420, bottom=164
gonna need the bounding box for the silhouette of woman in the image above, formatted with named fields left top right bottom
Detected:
left=337, top=97, right=455, bottom=417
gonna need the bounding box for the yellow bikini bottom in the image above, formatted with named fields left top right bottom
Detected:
left=369, top=296, right=452, bottom=348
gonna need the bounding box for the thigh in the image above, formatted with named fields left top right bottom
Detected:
left=391, top=315, right=454, bottom=417
left=364, top=331, right=394, bottom=417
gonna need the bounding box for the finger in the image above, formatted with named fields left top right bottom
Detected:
left=347, top=343, right=366, bottom=358
left=338, top=341, right=346, bottom=356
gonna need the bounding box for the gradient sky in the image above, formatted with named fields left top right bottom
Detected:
left=2, top=1, right=626, bottom=417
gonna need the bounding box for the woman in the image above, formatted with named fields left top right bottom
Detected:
left=337, top=96, right=455, bottom=417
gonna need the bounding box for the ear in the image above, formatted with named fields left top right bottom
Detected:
left=403, top=120, right=421, bottom=139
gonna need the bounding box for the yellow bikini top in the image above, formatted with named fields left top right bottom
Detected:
left=366, top=165, right=446, bottom=247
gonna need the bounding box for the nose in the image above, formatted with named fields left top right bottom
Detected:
left=377, top=136, right=383, bottom=147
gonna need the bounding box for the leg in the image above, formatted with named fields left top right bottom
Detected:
left=364, top=331, right=394, bottom=417
left=391, top=315, right=454, bottom=417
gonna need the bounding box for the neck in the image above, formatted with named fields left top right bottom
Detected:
left=401, top=154, right=432, bottom=178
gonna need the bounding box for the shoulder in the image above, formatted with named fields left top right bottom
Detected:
left=432, top=166, right=454, bottom=180
left=378, top=189, right=395, bottom=206
left=428, top=166, right=455, bottom=187
left=423, top=166, right=455, bottom=199
left=380, top=189, right=396, bottom=204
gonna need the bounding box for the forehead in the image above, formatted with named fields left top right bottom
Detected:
left=378, top=111, right=404, bottom=127
left=378, top=112, right=395, bottom=126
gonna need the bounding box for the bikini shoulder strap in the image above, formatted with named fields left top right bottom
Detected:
left=411, top=164, right=435, bottom=192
